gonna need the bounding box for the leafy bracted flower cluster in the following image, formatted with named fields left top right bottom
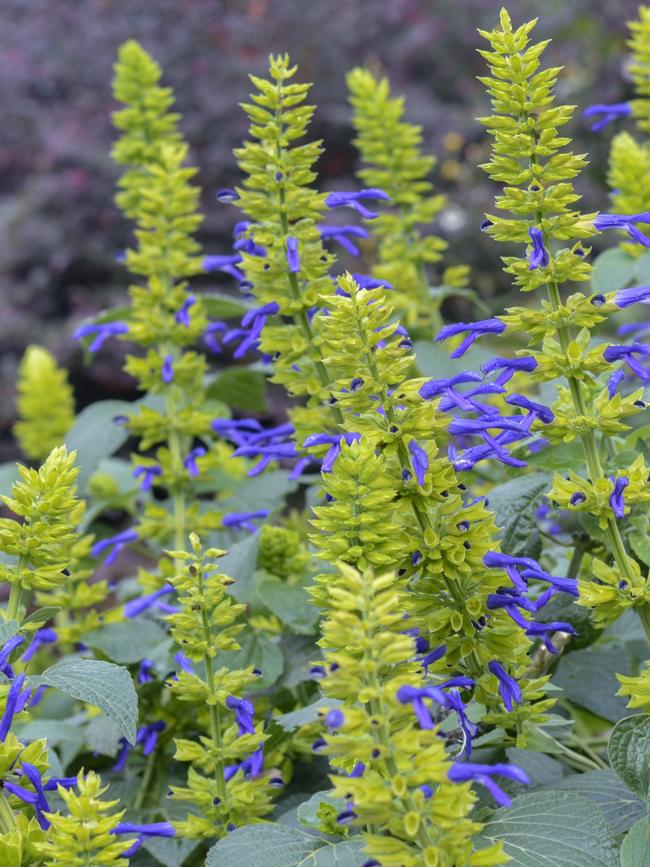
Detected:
left=315, top=563, right=511, bottom=867
left=0, top=446, right=83, bottom=604
left=347, top=68, right=464, bottom=332
left=473, top=9, right=650, bottom=643
left=165, top=534, right=274, bottom=838
left=13, top=347, right=75, bottom=463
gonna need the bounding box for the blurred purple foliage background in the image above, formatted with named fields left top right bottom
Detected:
left=0, top=0, right=641, bottom=458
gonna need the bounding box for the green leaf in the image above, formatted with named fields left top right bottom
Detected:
left=609, top=714, right=650, bottom=799
left=202, top=292, right=251, bottom=319
left=553, top=644, right=635, bottom=722
left=297, top=790, right=345, bottom=829
left=634, top=251, right=650, bottom=283
left=621, top=817, right=650, bottom=867
left=31, top=659, right=138, bottom=744
left=206, top=824, right=319, bottom=867
left=206, top=367, right=267, bottom=412
left=551, top=769, right=645, bottom=835
left=591, top=248, right=636, bottom=293
left=220, top=632, right=283, bottom=689
left=486, top=472, right=549, bottom=558
left=65, top=400, right=133, bottom=490
left=528, top=440, right=585, bottom=474
left=414, top=340, right=491, bottom=378
left=22, top=607, right=61, bottom=626
left=142, top=837, right=201, bottom=867
left=630, top=509, right=650, bottom=566
left=219, top=534, right=260, bottom=603
left=223, top=470, right=298, bottom=514
left=84, top=620, right=169, bottom=664
left=84, top=715, right=123, bottom=758
left=17, top=719, right=86, bottom=747
left=279, top=634, right=319, bottom=689
left=276, top=698, right=342, bottom=732
left=479, top=791, right=618, bottom=866
left=505, top=748, right=565, bottom=787
left=258, top=579, right=319, bottom=635
left=0, top=463, right=19, bottom=493
left=0, top=620, right=20, bottom=645
left=206, top=824, right=365, bottom=867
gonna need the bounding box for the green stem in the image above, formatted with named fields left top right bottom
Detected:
left=199, top=566, right=226, bottom=801
left=134, top=747, right=158, bottom=811
left=5, top=582, right=23, bottom=624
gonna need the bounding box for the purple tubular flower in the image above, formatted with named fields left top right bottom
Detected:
left=175, top=294, right=196, bottom=327
left=0, top=673, right=30, bottom=741
left=5, top=762, right=55, bottom=829
left=436, top=318, right=506, bottom=358
left=123, top=583, right=175, bottom=618
left=20, top=628, right=57, bottom=663
left=112, top=739, right=132, bottom=771
left=420, top=371, right=482, bottom=401
left=115, top=821, right=176, bottom=837
left=408, top=440, right=429, bottom=486
left=506, top=394, right=554, bottom=424
left=448, top=416, right=532, bottom=437
left=286, top=236, right=300, bottom=272
left=211, top=417, right=263, bottom=445
left=528, top=227, right=550, bottom=270
left=351, top=273, right=393, bottom=291
left=583, top=101, right=631, bottom=131
left=324, top=708, right=345, bottom=728
left=594, top=212, right=650, bottom=246
left=203, top=253, right=244, bottom=281
left=444, top=689, right=478, bottom=755
left=222, top=510, right=270, bottom=533
left=174, top=651, right=195, bottom=675
left=74, top=321, right=129, bottom=353
left=203, top=322, right=226, bottom=355
left=91, top=529, right=138, bottom=566
left=216, top=188, right=239, bottom=203
left=521, top=568, right=579, bottom=597
left=604, top=343, right=650, bottom=380
left=482, top=356, right=538, bottom=385
left=303, top=432, right=362, bottom=472
left=421, top=644, right=447, bottom=673
left=488, top=661, right=522, bottom=712
left=320, top=224, right=369, bottom=256
left=224, top=301, right=280, bottom=359
left=133, top=464, right=162, bottom=493
left=137, top=720, right=166, bottom=755
left=526, top=621, right=576, bottom=653
left=448, top=761, right=529, bottom=808
left=183, top=447, right=206, bottom=477
left=610, top=476, right=629, bottom=519
left=396, top=684, right=449, bottom=728
left=137, top=659, right=154, bottom=685
left=607, top=369, right=626, bottom=397
left=613, top=285, right=650, bottom=308
left=226, top=696, right=256, bottom=735
left=325, top=188, right=390, bottom=219
left=483, top=552, right=543, bottom=592
left=0, top=636, right=25, bottom=678
left=161, top=354, right=174, bottom=384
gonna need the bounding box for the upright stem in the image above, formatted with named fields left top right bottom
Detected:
left=199, top=566, right=226, bottom=801
left=5, top=582, right=23, bottom=624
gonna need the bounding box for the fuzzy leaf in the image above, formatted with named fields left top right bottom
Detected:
left=553, top=644, right=635, bottom=722
left=142, top=837, right=201, bottom=867
left=220, top=632, right=283, bottom=689
left=621, top=817, right=650, bottom=867
left=609, top=714, right=650, bottom=799
left=258, top=579, right=319, bottom=635
left=551, top=769, right=645, bottom=835
left=206, top=824, right=365, bottom=867
left=591, top=247, right=636, bottom=293
left=84, top=620, right=169, bottom=664
left=0, top=620, right=20, bottom=645
left=31, top=658, right=138, bottom=744
left=65, top=400, right=133, bottom=489
left=202, top=292, right=251, bottom=319
left=206, top=367, right=267, bottom=412
left=276, top=698, right=343, bottom=732
left=479, top=791, right=618, bottom=866
left=486, top=472, right=549, bottom=558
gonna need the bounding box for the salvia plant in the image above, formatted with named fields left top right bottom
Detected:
left=3, top=8, right=650, bottom=866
